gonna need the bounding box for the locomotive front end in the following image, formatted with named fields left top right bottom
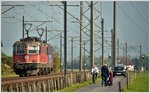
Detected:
left=13, top=37, right=53, bottom=77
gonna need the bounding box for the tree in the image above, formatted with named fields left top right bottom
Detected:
left=53, top=52, right=61, bottom=73
left=2, top=64, right=11, bottom=75
left=132, top=58, right=140, bottom=70
left=52, top=47, right=61, bottom=73
left=1, top=52, right=13, bottom=75
left=1, top=52, right=13, bottom=68
left=141, top=55, right=149, bottom=70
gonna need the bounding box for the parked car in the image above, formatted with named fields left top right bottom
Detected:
left=113, top=66, right=126, bottom=77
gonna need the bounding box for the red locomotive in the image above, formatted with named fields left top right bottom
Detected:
left=13, top=37, right=53, bottom=77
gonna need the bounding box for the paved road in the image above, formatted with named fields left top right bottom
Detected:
left=75, top=76, right=127, bottom=92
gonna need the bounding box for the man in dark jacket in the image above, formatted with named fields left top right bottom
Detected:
left=101, top=64, right=109, bottom=86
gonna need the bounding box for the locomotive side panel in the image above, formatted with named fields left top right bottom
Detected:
left=13, top=42, right=26, bottom=63
left=27, top=54, right=39, bottom=63
left=14, top=55, right=25, bottom=63
left=40, top=45, right=48, bottom=64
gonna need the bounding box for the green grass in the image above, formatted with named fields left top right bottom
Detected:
left=56, top=77, right=101, bottom=92
left=123, top=71, right=149, bottom=92
left=1, top=72, right=19, bottom=78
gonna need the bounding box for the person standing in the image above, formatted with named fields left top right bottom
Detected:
left=101, top=64, right=109, bottom=86
left=107, top=68, right=113, bottom=86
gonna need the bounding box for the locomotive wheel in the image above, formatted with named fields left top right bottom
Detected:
left=48, top=68, right=51, bottom=74
left=37, top=69, right=41, bottom=75
left=24, top=73, right=29, bottom=77
left=38, top=68, right=43, bottom=75
left=41, top=68, right=45, bottom=75
left=38, top=71, right=41, bottom=76
left=45, top=68, right=49, bottom=75
left=19, top=74, right=23, bottom=77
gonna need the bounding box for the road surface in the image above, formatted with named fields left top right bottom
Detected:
left=75, top=76, right=127, bottom=92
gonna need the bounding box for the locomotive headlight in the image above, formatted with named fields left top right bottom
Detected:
left=25, top=55, right=28, bottom=60
left=25, top=56, right=27, bottom=59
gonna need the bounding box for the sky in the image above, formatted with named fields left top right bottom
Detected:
left=103, top=1, right=149, bottom=57
left=1, top=1, right=149, bottom=61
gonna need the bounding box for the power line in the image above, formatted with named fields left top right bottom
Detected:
left=117, top=3, right=147, bottom=34
left=130, top=2, right=148, bottom=24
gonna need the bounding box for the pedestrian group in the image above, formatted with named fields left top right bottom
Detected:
left=91, top=64, right=113, bottom=86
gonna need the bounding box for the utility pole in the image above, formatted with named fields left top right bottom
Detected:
left=90, top=1, right=94, bottom=69
left=79, top=1, right=83, bottom=72
left=140, top=44, right=142, bottom=56
left=140, top=44, right=142, bottom=69
left=112, top=1, right=116, bottom=68
left=22, top=16, right=24, bottom=39
left=126, top=42, right=127, bottom=67
left=123, top=44, right=124, bottom=64
left=1, top=42, right=3, bottom=47
left=71, top=38, right=73, bottom=72
left=60, top=33, right=62, bottom=72
left=117, top=38, right=119, bottom=59
left=64, top=1, right=67, bottom=77
left=101, top=18, right=104, bottom=66
left=111, top=29, right=113, bottom=66
left=84, top=41, right=86, bottom=72
left=45, top=26, right=47, bottom=43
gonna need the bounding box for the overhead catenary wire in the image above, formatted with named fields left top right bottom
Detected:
left=117, top=3, right=147, bottom=34
left=130, top=2, right=148, bottom=24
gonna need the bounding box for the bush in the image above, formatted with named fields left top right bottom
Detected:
left=2, top=64, right=11, bottom=75
left=53, top=53, right=61, bottom=73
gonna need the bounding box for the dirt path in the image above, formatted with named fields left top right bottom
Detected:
left=75, top=76, right=127, bottom=92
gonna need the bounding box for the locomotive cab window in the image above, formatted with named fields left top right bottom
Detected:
left=28, top=46, right=39, bottom=54
left=15, top=44, right=25, bottom=54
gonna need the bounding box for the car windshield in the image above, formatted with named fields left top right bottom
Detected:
left=114, top=66, right=124, bottom=70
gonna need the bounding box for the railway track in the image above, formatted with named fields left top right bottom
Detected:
left=2, top=72, right=58, bottom=80
left=2, top=71, right=91, bottom=92
left=2, top=72, right=65, bottom=85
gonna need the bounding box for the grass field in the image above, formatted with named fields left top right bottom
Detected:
left=123, top=71, right=149, bottom=92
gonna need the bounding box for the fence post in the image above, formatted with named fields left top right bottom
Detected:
left=126, top=72, right=129, bottom=89
left=36, top=82, right=41, bottom=92
left=70, top=72, right=73, bottom=84
left=50, top=79, right=53, bottom=92
left=10, top=84, right=13, bottom=92
left=47, top=80, right=50, bottom=91
left=56, top=78, right=59, bottom=90
left=32, top=82, right=36, bottom=92
left=59, top=77, right=63, bottom=89
left=16, top=84, right=19, bottom=92
left=42, top=81, right=46, bottom=92
left=21, top=82, right=25, bottom=92
left=118, top=81, right=122, bottom=92
left=134, top=70, right=136, bottom=79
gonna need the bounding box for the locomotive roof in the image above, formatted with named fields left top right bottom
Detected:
left=14, top=37, right=52, bottom=47
left=22, top=37, right=42, bottom=42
